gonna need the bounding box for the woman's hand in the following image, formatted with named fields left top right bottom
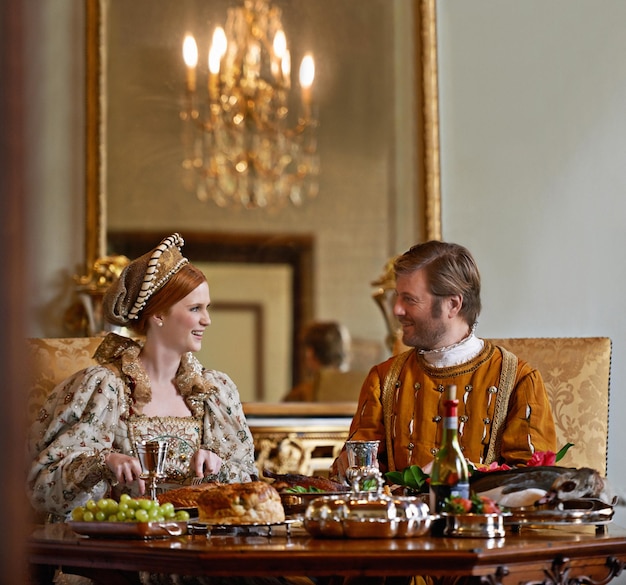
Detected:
left=104, top=452, right=146, bottom=495
left=191, top=449, right=223, bottom=479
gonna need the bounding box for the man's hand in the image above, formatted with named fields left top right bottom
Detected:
left=330, top=450, right=350, bottom=483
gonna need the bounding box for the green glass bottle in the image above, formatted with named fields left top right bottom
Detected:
left=429, top=384, right=470, bottom=514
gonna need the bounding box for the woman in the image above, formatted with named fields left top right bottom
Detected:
left=28, top=233, right=258, bottom=522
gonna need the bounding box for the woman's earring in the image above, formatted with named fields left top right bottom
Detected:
left=158, top=321, right=163, bottom=327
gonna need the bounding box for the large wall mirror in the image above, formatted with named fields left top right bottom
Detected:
left=85, top=0, right=441, bottom=404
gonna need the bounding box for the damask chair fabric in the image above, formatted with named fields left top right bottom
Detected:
left=26, top=337, right=103, bottom=425
left=488, top=337, right=611, bottom=476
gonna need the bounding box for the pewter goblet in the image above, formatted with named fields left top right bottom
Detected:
left=135, top=439, right=169, bottom=500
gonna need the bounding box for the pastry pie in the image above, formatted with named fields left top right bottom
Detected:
left=157, top=482, right=220, bottom=508
left=158, top=481, right=285, bottom=524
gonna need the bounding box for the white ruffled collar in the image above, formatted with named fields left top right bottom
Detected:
left=418, top=331, right=484, bottom=368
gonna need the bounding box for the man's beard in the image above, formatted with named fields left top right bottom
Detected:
left=400, top=298, right=448, bottom=350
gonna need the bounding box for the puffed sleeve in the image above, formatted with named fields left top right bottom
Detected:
left=201, top=370, right=259, bottom=482
left=500, top=366, right=557, bottom=465
left=27, top=366, right=125, bottom=518
left=346, top=366, right=386, bottom=443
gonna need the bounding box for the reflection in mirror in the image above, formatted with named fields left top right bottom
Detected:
left=84, top=0, right=441, bottom=403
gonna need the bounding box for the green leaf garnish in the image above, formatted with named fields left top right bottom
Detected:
left=555, top=442, right=574, bottom=462
left=385, top=465, right=429, bottom=492
left=284, top=486, right=327, bottom=493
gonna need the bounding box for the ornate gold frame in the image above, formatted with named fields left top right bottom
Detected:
left=83, top=0, right=442, bottom=268
left=420, top=0, right=442, bottom=242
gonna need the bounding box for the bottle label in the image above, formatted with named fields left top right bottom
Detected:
left=430, top=482, right=470, bottom=513
left=450, top=481, right=470, bottom=500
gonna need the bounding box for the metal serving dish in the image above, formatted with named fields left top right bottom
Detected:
left=393, top=496, right=432, bottom=538
left=302, top=495, right=349, bottom=538
left=505, top=498, right=615, bottom=528
left=441, top=513, right=507, bottom=538
left=68, top=520, right=188, bottom=539
left=303, top=493, right=431, bottom=539
left=279, top=491, right=348, bottom=518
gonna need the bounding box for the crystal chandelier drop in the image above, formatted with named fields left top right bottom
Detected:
left=180, top=0, right=319, bottom=209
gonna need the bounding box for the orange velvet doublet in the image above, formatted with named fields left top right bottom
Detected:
left=345, top=340, right=556, bottom=472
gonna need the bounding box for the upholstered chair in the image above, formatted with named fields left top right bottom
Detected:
left=488, top=337, right=611, bottom=475
left=26, top=337, right=104, bottom=425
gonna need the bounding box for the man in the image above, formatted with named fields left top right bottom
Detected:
left=331, top=241, right=556, bottom=481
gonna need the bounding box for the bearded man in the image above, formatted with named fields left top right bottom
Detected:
left=331, top=241, right=556, bottom=481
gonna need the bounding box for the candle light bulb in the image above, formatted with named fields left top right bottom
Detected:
left=282, top=49, right=291, bottom=87
left=209, top=46, right=221, bottom=75
left=212, top=26, right=227, bottom=60
left=299, top=53, right=315, bottom=116
left=299, top=54, right=315, bottom=90
left=208, top=26, right=226, bottom=102
left=183, top=34, right=198, bottom=68
left=182, top=34, right=198, bottom=92
left=273, top=30, right=287, bottom=59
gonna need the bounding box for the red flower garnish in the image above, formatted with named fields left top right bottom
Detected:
left=526, top=450, right=556, bottom=467
left=443, top=494, right=502, bottom=514
left=473, top=461, right=512, bottom=472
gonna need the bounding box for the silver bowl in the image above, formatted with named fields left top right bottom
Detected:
left=441, top=513, right=506, bottom=538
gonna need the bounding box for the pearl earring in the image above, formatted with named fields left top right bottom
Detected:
left=158, top=321, right=163, bottom=327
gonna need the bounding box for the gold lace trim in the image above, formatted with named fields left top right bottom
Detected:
left=484, top=346, right=518, bottom=464
left=381, top=349, right=413, bottom=472
left=93, top=332, right=217, bottom=416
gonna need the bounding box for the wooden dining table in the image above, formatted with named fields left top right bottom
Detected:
left=27, top=520, right=626, bottom=585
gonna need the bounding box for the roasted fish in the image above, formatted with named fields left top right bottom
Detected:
left=471, top=466, right=614, bottom=507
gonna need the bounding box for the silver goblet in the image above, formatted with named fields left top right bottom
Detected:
left=345, top=440, right=381, bottom=492
left=135, top=439, right=170, bottom=501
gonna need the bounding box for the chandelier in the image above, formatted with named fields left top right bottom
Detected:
left=180, top=0, right=319, bottom=209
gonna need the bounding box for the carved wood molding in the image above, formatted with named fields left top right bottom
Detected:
left=480, top=566, right=510, bottom=585
left=523, top=554, right=625, bottom=585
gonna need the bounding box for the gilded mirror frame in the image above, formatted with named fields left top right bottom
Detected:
left=82, top=0, right=442, bottom=269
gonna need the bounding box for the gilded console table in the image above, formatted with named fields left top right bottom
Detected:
left=243, top=402, right=355, bottom=476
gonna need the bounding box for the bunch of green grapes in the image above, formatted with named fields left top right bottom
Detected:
left=70, top=494, right=190, bottom=523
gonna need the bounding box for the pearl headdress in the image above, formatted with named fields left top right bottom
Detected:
left=103, top=233, right=189, bottom=326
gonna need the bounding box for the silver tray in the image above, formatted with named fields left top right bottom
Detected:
left=68, top=520, right=188, bottom=539
left=192, top=519, right=298, bottom=536
left=505, top=498, right=614, bottom=527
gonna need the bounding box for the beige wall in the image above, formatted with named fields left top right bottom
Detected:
left=437, top=0, right=626, bottom=547
left=26, top=0, right=85, bottom=337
